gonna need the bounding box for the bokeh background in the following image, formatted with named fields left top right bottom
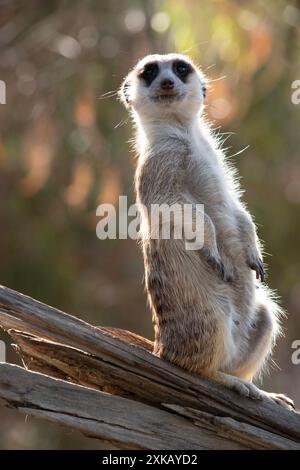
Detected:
left=0, top=0, right=300, bottom=449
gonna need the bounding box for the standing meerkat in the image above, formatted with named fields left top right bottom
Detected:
left=120, top=53, right=293, bottom=409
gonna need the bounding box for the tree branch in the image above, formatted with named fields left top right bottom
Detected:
left=0, top=284, right=299, bottom=449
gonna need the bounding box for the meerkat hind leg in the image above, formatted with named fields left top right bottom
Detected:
left=262, top=392, right=294, bottom=410
left=236, top=304, right=294, bottom=410
left=215, top=305, right=295, bottom=410
left=212, top=371, right=263, bottom=400
left=212, top=372, right=294, bottom=410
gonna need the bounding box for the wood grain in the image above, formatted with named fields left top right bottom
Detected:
left=0, top=284, right=300, bottom=449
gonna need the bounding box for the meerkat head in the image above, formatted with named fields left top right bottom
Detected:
left=119, top=53, right=207, bottom=121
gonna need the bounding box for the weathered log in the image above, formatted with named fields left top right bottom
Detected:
left=0, top=284, right=299, bottom=449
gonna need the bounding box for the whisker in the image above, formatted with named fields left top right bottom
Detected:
left=227, top=145, right=250, bottom=159
left=219, top=135, right=232, bottom=146
left=114, top=117, right=129, bottom=129
left=101, top=89, right=118, bottom=96
left=98, top=90, right=119, bottom=100
left=218, top=131, right=236, bottom=136
left=204, top=63, right=217, bottom=71
left=208, top=75, right=227, bottom=83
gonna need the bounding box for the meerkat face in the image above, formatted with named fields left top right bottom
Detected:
left=120, top=53, right=207, bottom=121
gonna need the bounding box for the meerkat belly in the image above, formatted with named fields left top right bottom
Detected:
left=143, top=234, right=244, bottom=370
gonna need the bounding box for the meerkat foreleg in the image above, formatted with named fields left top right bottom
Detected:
left=184, top=200, right=232, bottom=282
left=236, top=209, right=265, bottom=281
left=201, top=212, right=227, bottom=280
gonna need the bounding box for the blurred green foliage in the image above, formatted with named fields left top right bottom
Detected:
left=0, top=0, right=300, bottom=449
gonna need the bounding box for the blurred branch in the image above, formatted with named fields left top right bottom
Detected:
left=0, top=284, right=300, bottom=450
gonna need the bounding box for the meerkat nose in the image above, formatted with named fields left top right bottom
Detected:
left=160, top=78, right=174, bottom=90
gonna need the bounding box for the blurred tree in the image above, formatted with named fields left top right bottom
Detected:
left=0, top=0, right=299, bottom=449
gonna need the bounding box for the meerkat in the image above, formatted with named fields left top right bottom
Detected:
left=119, top=53, right=294, bottom=409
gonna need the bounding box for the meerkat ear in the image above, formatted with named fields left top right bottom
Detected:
left=119, top=78, right=131, bottom=108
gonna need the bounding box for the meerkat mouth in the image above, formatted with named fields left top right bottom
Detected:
left=151, top=93, right=182, bottom=103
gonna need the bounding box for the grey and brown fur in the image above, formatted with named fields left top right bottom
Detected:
left=119, top=53, right=293, bottom=408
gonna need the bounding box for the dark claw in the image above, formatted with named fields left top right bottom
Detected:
left=217, top=259, right=225, bottom=280
left=224, top=272, right=234, bottom=283
left=249, top=258, right=265, bottom=282
left=205, top=254, right=231, bottom=282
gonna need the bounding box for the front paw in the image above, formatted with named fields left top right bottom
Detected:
left=203, top=250, right=233, bottom=283
left=247, top=257, right=265, bottom=282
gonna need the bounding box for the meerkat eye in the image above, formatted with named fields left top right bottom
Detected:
left=173, top=60, right=192, bottom=81
left=176, top=62, right=188, bottom=74
left=139, top=62, right=159, bottom=86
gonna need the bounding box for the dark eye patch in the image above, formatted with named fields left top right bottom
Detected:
left=138, top=62, right=159, bottom=86
left=173, top=60, right=193, bottom=82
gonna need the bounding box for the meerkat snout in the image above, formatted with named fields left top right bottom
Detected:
left=119, top=53, right=207, bottom=120
left=160, top=78, right=174, bottom=90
